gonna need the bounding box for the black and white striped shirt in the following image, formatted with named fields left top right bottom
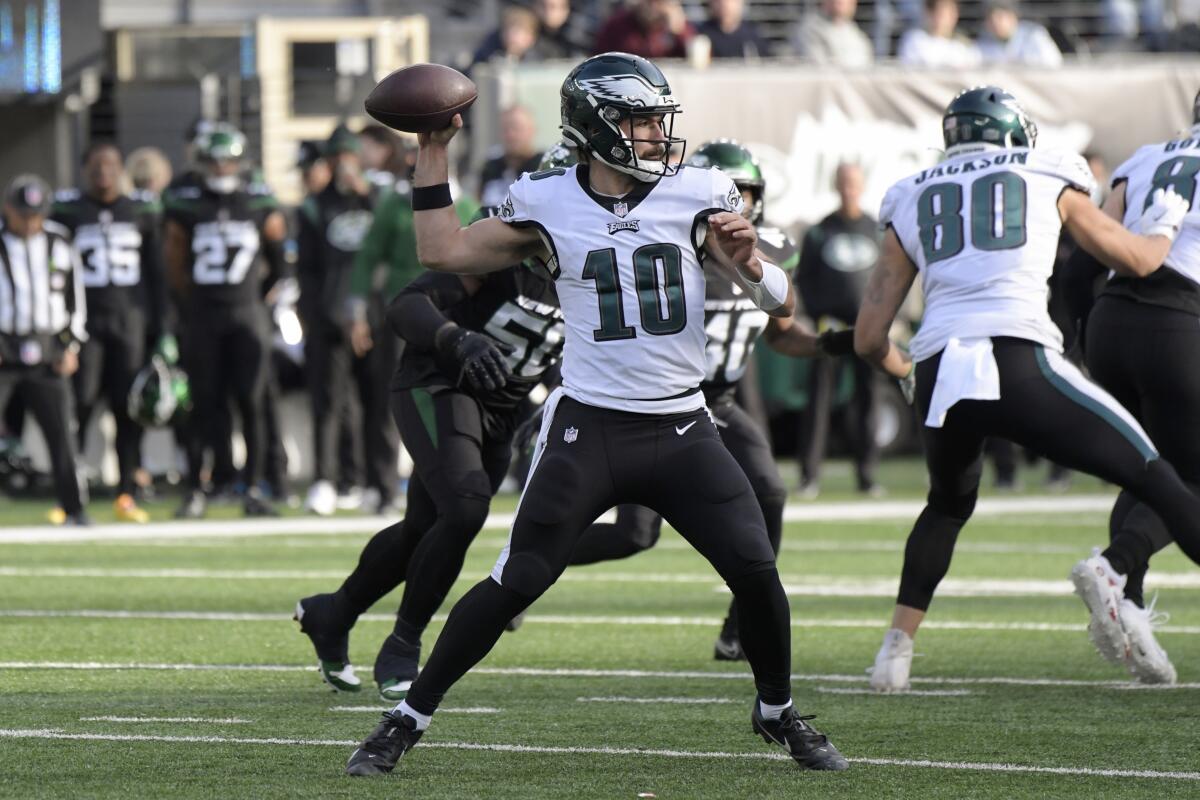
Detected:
left=0, top=220, right=87, bottom=345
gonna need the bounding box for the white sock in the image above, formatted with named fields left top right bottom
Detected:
left=396, top=700, right=432, bottom=731
left=758, top=699, right=793, bottom=721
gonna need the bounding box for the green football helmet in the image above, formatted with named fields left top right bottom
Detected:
left=560, top=52, right=684, bottom=183
left=537, top=141, right=579, bottom=172
left=128, top=356, right=191, bottom=427
left=942, top=86, right=1037, bottom=154
left=196, top=123, right=247, bottom=162
left=688, top=139, right=765, bottom=224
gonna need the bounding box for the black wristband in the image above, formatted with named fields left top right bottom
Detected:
left=411, top=183, right=453, bottom=211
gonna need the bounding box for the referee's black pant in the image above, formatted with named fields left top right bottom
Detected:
left=0, top=364, right=83, bottom=515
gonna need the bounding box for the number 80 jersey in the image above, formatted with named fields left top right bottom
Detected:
left=500, top=163, right=744, bottom=414
left=881, top=147, right=1095, bottom=362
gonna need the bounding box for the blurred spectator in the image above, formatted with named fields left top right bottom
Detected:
left=471, top=6, right=543, bottom=69
left=695, top=0, right=770, bottom=58
left=594, top=0, right=695, bottom=59
left=0, top=175, right=88, bottom=525
left=297, top=124, right=373, bottom=516
left=872, top=0, right=924, bottom=56
left=794, top=163, right=882, bottom=497
left=532, top=0, right=588, bottom=58
left=977, top=0, right=1063, bottom=66
left=478, top=106, right=542, bottom=208
left=297, top=140, right=331, bottom=196
left=1103, top=0, right=1140, bottom=40
left=898, top=0, right=982, bottom=67
left=125, top=147, right=173, bottom=196
left=358, top=124, right=412, bottom=194
left=790, top=0, right=874, bottom=67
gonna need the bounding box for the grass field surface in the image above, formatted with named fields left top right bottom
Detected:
left=2, top=459, right=1198, bottom=798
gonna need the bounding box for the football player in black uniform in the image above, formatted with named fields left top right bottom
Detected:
left=296, top=207, right=563, bottom=697
left=163, top=124, right=287, bottom=517
left=566, top=139, right=867, bottom=660
left=51, top=142, right=166, bottom=522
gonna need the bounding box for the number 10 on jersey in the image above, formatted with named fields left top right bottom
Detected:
left=582, top=244, right=687, bottom=341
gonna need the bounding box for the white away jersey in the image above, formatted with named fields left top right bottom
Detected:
left=500, top=163, right=743, bottom=413
left=881, top=147, right=1095, bottom=361
left=1112, top=133, right=1200, bottom=285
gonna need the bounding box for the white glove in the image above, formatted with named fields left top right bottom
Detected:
left=1138, top=187, right=1190, bottom=242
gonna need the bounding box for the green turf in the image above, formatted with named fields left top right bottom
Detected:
left=2, top=459, right=1198, bottom=798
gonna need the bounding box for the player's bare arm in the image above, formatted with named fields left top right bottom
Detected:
left=855, top=228, right=915, bottom=380
left=163, top=218, right=190, bottom=297
left=1060, top=186, right=1184, bottom=277
left=412, top=114, right=546, bottom=274
left=704, top=213, right=795, bottom=318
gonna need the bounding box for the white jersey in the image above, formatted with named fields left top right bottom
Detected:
left=1112, top=131, right=1200, bottom=285
left=881, top=147, right=1095, bottom=362
left=500, top=163, right=743, bottom=414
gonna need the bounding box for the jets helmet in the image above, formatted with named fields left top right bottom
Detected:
left=128, top=356, right=191, bottom=427
left=537, top=140, right=580, bottom=172
left=196, top=122, right=248, bottom=194
left=688, top=139, right=765, bottom=224
left=560, top=52, right=684, bottom=182
left=942, top=86, right=1037, bottom=155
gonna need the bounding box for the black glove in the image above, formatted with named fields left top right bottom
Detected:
left=816, top=328, right=856, bottom=357
left=437, top=326, right=515, bottom=393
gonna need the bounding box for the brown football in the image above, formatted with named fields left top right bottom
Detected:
left=364, top=63, right=478, bottom=134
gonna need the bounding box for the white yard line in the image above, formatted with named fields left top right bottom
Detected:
left=0, top=728, right=1195, bottom=781
left=815, top=687, right=972, bottom=697
left=4, top=608, right=1199, bottom=634
left=79, top=716, right=252, bottom=724
left=329, top=706, right=499, bottom=714
left=575, top=697, right=739, bottom=705
left=2, top=661, right=1198, bottom=690
left=0, top=495, right=1118, bottom=544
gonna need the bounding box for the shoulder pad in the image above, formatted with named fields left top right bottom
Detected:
left=1027, top=149, right=1096, bottom=194
left=879, top=181, right=910, bottom=226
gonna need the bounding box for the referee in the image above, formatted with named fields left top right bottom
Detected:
left=0, top=175, right=89, bottom=525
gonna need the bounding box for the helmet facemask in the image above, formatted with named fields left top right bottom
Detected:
left=588, top=105, right=685, bottom=183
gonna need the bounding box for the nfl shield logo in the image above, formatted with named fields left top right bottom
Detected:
left=612, top=201, right=628, bottom=218
left=564, top=426, right=579, bottom=443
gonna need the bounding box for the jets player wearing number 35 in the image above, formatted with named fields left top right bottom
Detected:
left=346, top=53, right=850, bottom=775
left=855, top=86, right=1200, bottom=694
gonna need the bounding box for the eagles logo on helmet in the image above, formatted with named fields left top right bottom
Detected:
left=942, top=86, right=1038, bottom=155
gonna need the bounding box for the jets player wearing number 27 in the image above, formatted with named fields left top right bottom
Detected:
left=855, top=86, right=1200, bottom=695
left=346, top=52, right=850, bottom=775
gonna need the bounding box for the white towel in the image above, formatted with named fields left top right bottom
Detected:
left=924, top=337, right=1002, bottom=428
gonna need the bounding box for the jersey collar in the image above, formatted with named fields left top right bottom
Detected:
left=575, top=164, right=660, bottom=217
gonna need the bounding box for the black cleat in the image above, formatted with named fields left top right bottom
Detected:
left=505, top=610, right=527, bottom=632
left=374, top=633, right=420, bottom=702
left=243, top=487, right=279, bottom=517
left=174, top=489, right=207, bottom=519
left=713, top=632, right=745, bottom=661
left=345, top=711, right=424, bottom=776
left=751, top=703, right=849, bottom=771
left=295, top=593, right=360, bottom=692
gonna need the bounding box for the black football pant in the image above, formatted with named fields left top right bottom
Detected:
left=569, top=399, right=787, bottom=636
left=799, top=353, right=879, bottom=489
left=74, top=308, right=145, bottom=495
left=353, top=323, right=400, bottom=502
left=0, top=365, right=82, bottom=514
left=337, top=386, right=511, bottom=641
left=306, top=333, right=363, bottom=487
left=404, top=392, right=792, bottom=718
left=898, top=337, right=1200, bottom=613
left=262, top=354, right=288, bottom=495
left=183, top=304, right=270, bottom=490
left=1086, top=296, right=1200, bottom=607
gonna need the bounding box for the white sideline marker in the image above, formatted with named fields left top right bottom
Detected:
left=815, top=687, right=972, bottom=697
left=80, top=716, right=252, bottom=724
left=4, top=609, right=1200, bottom=635
left=3, top=661, right=1198, bottom=690
left=0, top=729, right=1197, bottom=781
left=330, top=706, right=500, bottom=714
left=576, top=697, right=739, bottom=705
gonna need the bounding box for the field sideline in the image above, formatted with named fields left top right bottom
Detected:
left=3, top=460, right=1199, bottom=799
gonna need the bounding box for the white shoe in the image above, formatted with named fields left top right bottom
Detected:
left=1121, top=597, right=1176, bottom=685
left=1070, top=548, right=1129, bottom=666
left=868, top=628, right=914, bottom=692
left=305, top=480, right=337, bottom=516
left=336, top=486, right=365, bottom=511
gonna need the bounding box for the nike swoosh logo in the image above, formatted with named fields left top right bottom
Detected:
left=675, top=421, right=697, bottom=436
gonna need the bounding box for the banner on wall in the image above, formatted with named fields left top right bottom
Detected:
left=476, top=60, right=1200, bottom=231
